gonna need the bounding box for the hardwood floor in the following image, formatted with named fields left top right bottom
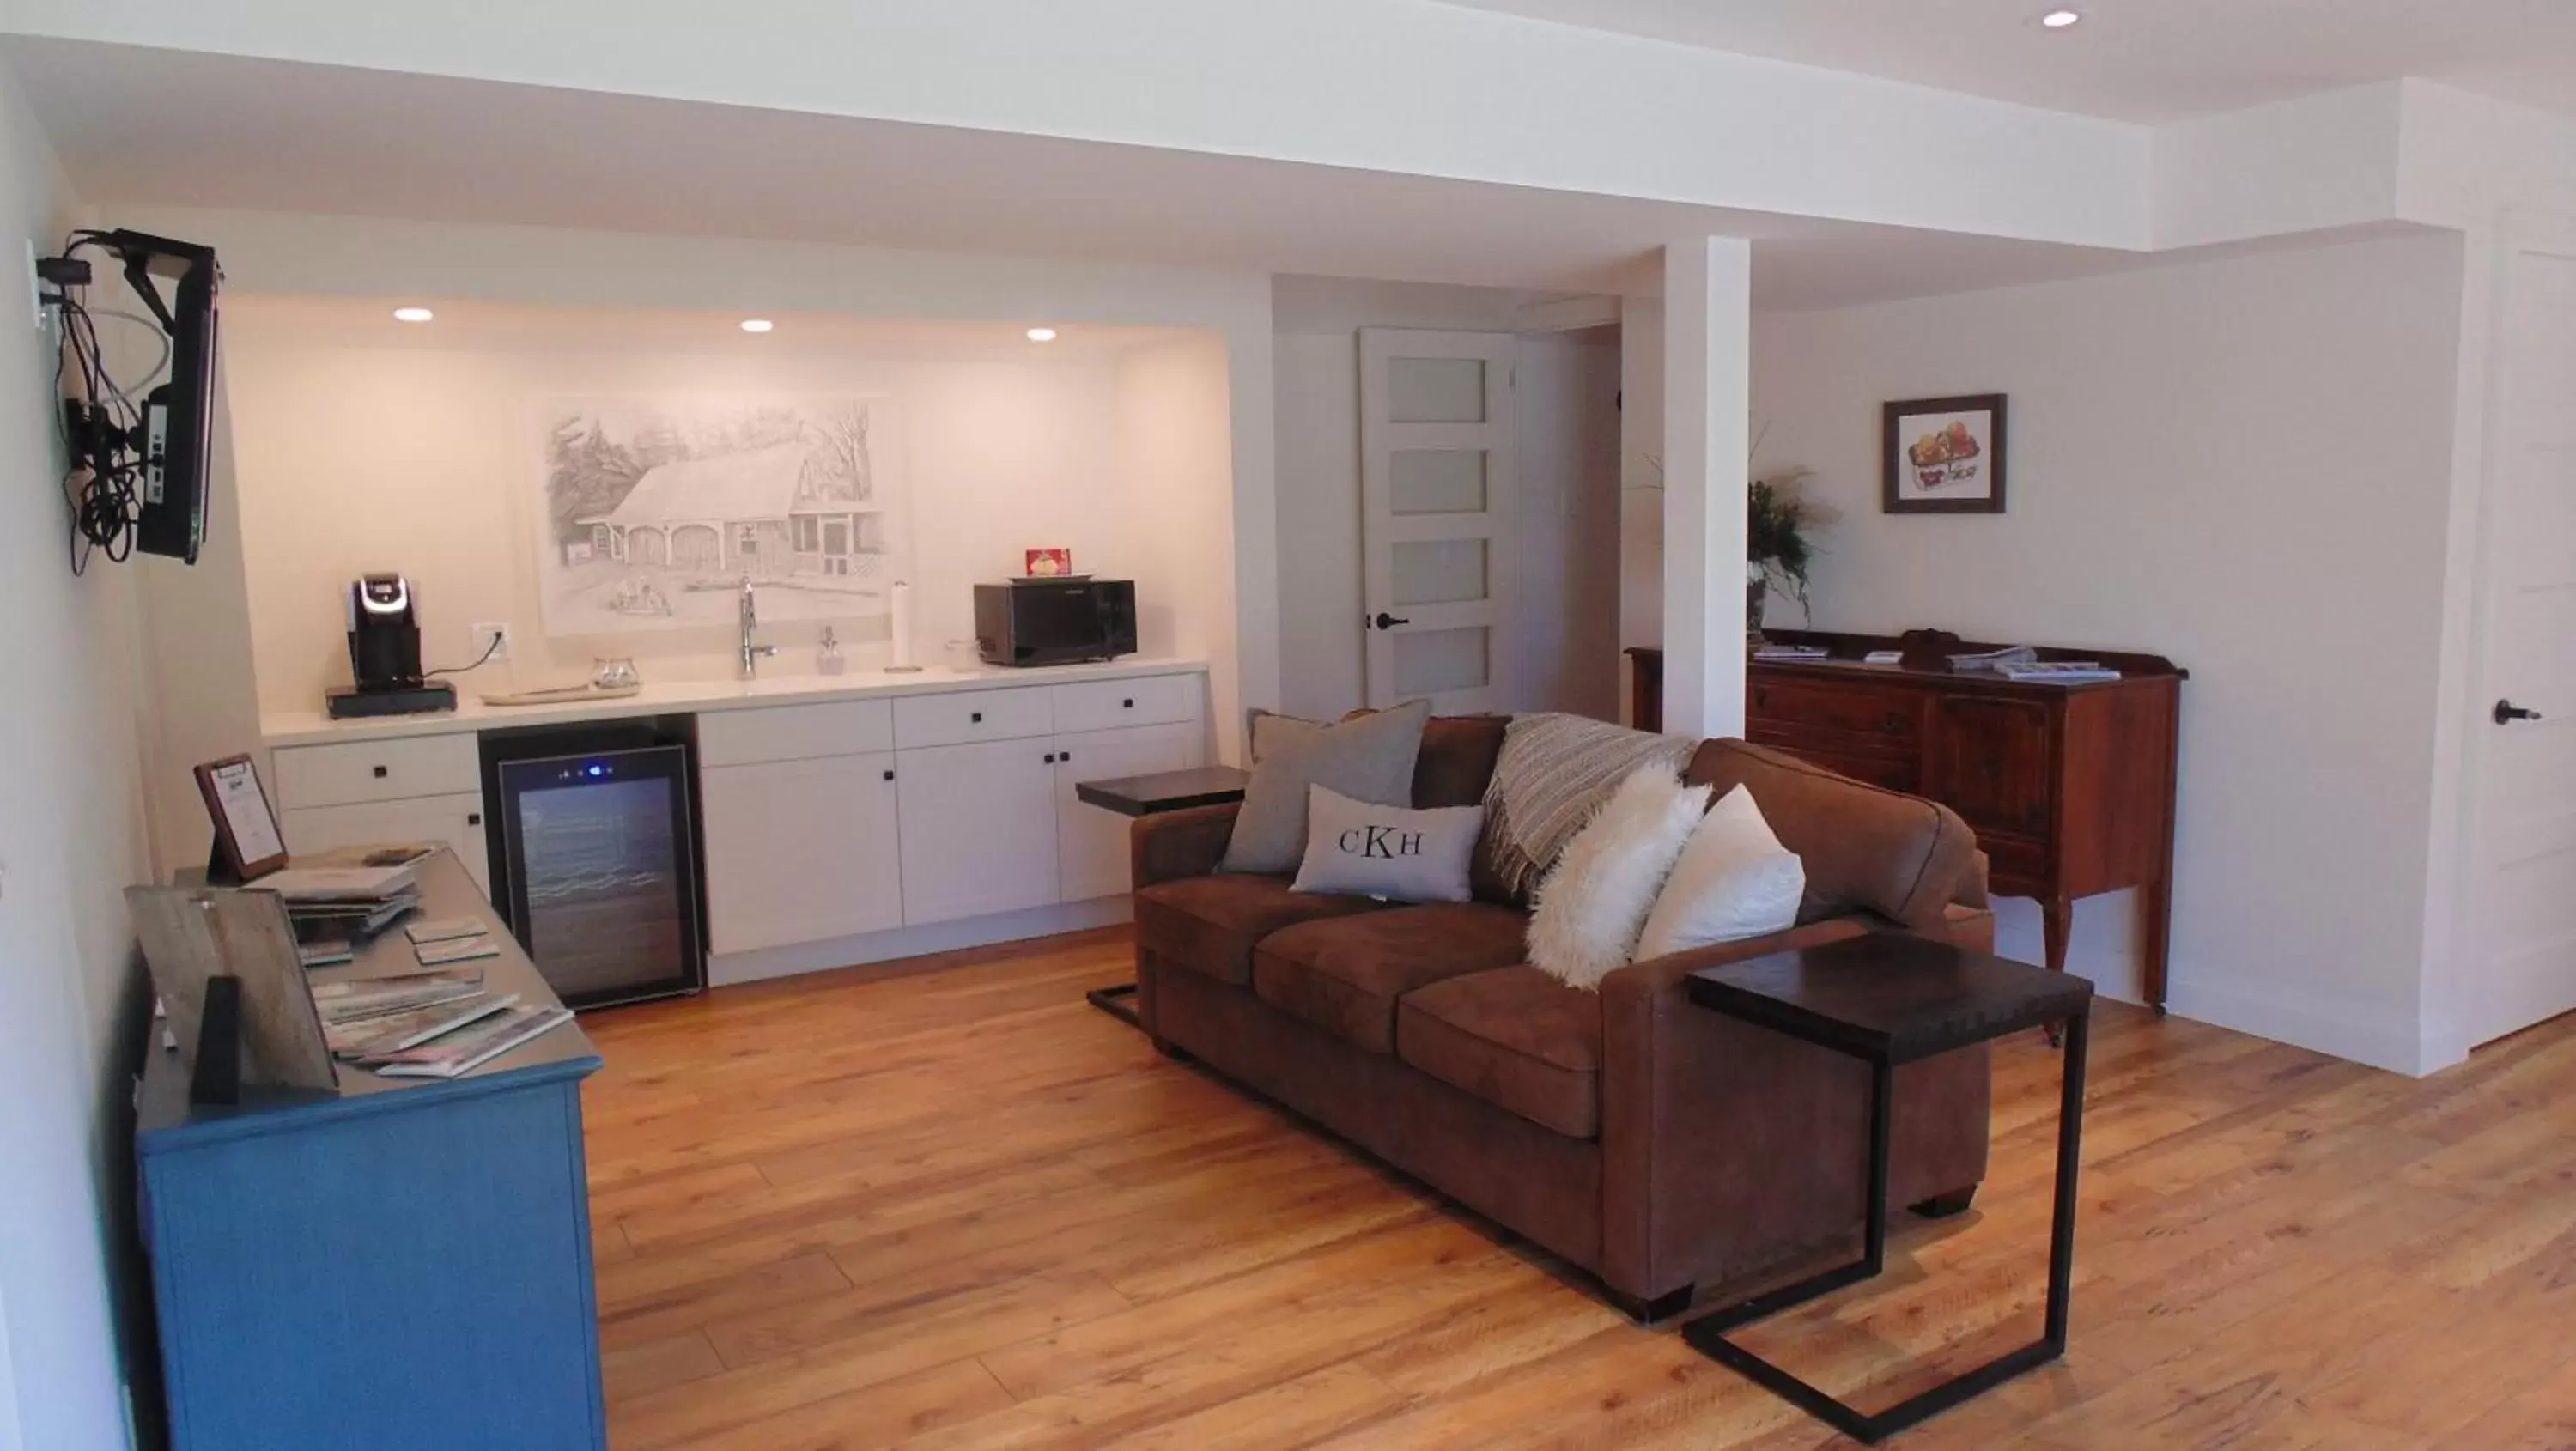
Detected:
left=580, top=929, right=2576, bottom=1449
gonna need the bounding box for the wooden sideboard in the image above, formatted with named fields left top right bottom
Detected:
left=1626, top=631, right=2184, bottom=1007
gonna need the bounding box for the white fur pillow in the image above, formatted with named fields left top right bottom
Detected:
left=1526, top=765, right=1711, bottom=990
left=1633, top=786, right=1806, bottom=962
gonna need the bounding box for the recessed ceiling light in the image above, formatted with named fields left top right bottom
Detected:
left=2040, top=8, right=2082, bottom=27
left=739, top=319, right=775, bottom=334
left=1026, top=327, right=1058, bottom=343
left=392, top=306, right=434, bottom=323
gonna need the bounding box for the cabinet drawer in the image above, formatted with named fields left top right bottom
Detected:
left=1750, top=677, right=1920, bottom=745
left=271, top=733, right=481, bottom=810
left=1978, top=831, right=2057, bottom=895
left=1050, top=674, right=1200, bottom=735
left=698, top=700, right=895, bottom=767
left=891, top=687, right=1054, bottom=749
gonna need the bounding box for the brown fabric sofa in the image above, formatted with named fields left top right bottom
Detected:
left=1129, top=721, right=1997, bottom=1320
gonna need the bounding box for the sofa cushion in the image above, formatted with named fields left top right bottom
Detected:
left=1252, top=902, right=1531, bottom=1053
left=1413, top=715, right=1510, bottom=809
left=1221, top=702, right=1431, bottom=875
left=1398, top=966, right=1603, bottom=1139
left=1681, top=739, right=1979, bottom=930
left=1134, top=874, right=1392, bottom=987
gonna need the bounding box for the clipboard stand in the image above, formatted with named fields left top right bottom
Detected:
left=205, top=835, right=244, bottom=888
left=191, top=975, right=244, bottom=1106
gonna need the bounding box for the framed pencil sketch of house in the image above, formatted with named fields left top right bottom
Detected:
left=535, top=395, right=909, bottom=637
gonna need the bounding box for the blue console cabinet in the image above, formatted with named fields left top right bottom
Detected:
left=135, top=857, right=608, bottom=1451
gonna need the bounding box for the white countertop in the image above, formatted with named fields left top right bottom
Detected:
left=262, top=657, right=1212, bottom=747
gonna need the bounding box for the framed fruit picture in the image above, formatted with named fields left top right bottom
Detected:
left=1882, top=394, right=2007, bottom=515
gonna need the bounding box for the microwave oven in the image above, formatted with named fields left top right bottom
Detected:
left=974, top=578, right=1139, bottom=667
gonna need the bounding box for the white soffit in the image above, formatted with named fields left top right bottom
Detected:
left=0, top=0, right=2149, bottom=249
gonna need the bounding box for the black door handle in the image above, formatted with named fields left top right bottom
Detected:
left=2495, top=699, right=2545, bottom=725
left=1372, top=612, right=1412, bottom=630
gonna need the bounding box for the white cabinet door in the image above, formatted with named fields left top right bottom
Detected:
left=701, top=752, right=903, bottom=955
left=279, top=792, right=491, bottom=895
left=896, top=738, right=1062, bottom=925
left=1054, top=724, right=1202, bottom=902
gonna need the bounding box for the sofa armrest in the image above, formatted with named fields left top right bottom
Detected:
left=1595, top=918, right=1994, bottom=1302
left=1130, top=804, right=1242, bottom=889
left=1953, top=850, right=1992, bottom=911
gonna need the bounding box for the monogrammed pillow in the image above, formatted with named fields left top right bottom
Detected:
left=1290, top=785, right=1485, bottom=903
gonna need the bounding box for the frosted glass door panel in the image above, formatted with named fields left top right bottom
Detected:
left=1393, top=628, right=1491, bottom=698
left=1387, top=356, right=1488, bottom=422
left=1392, top=539, right=1489, bottom=607
left=1389, top=449, right=1489, bottom=514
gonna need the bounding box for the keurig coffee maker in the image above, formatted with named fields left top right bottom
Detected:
left=325, top=574, right=459, bottom=719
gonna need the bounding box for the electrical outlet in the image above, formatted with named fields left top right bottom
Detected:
left=470, top=622, right=511, bottom=665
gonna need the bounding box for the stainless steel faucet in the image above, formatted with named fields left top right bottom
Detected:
left=738, top=574, right=779, bottom=679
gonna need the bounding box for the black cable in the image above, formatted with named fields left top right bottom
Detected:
left=50, top=228, right=161, bottom=574
left=56, top=291, right=141, bottom=573
left=425, top=633, right=506, bottom=677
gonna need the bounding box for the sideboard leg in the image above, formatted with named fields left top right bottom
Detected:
left=2040, top=895, right=2074, bottom=977
left=2041, top=896, right=2074, bottom=1047
left=2140, top=873, right=2172, bottom=1014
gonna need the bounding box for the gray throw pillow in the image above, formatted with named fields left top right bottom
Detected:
left=1219, top=701, right=1431, bottom=875
left=1292, top=786, right=1483, bottom=902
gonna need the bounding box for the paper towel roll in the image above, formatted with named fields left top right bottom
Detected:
left=888, top=580, right=915, bottom=670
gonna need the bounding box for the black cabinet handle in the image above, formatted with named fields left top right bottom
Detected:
left=466, top=812, right=481, bottom=827
left=1122, top=698, right=1134, bottom=709
left=971, top=711, right=984, bottom=723
left=372, top=765, right=389, bottom=778
left=1059, top=750, right=1072, bottom=763
left=1043, top=752, right=1057, bottom=764
left=883, top=768, right=895, bottom=781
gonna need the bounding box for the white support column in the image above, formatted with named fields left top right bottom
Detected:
left=1660, top=237, right=1753, bottom=738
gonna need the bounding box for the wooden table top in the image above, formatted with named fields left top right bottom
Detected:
left=1073, top=766, right=1252, bottom=817
left=1686, top=933, right=2093, bottom=1064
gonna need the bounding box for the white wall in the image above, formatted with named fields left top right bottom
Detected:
left=1744, top=232, right=2466, bottom=1072
left=1617, top=296, right=1666, bottom=726
left=1511, top=331, right=1623, bottom=721
left=0, top=64, right=153, bottom=1451
left=1272, top=282, right=1621, bottom=722
left=99, top=206, right=1277, bottom=788
left=216, top=303, right=1227, bottom=714
left=1115, top=331, right=1240, bottom=702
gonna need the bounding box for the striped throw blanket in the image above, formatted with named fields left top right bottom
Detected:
left=1478, top=713, right=1698, bottom=902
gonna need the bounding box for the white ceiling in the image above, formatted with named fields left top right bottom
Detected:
left=4, top=37, right=2403, bottom=312
left=1434, top=0, right=2576, bottom=124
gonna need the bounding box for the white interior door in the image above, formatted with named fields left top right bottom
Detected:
left=2464, top=215, right=2576, bottom=1047
left=1360, top=328, right=1517, bottom=713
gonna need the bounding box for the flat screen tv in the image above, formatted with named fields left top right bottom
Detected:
left=102, top=230, right=221, bottom=565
